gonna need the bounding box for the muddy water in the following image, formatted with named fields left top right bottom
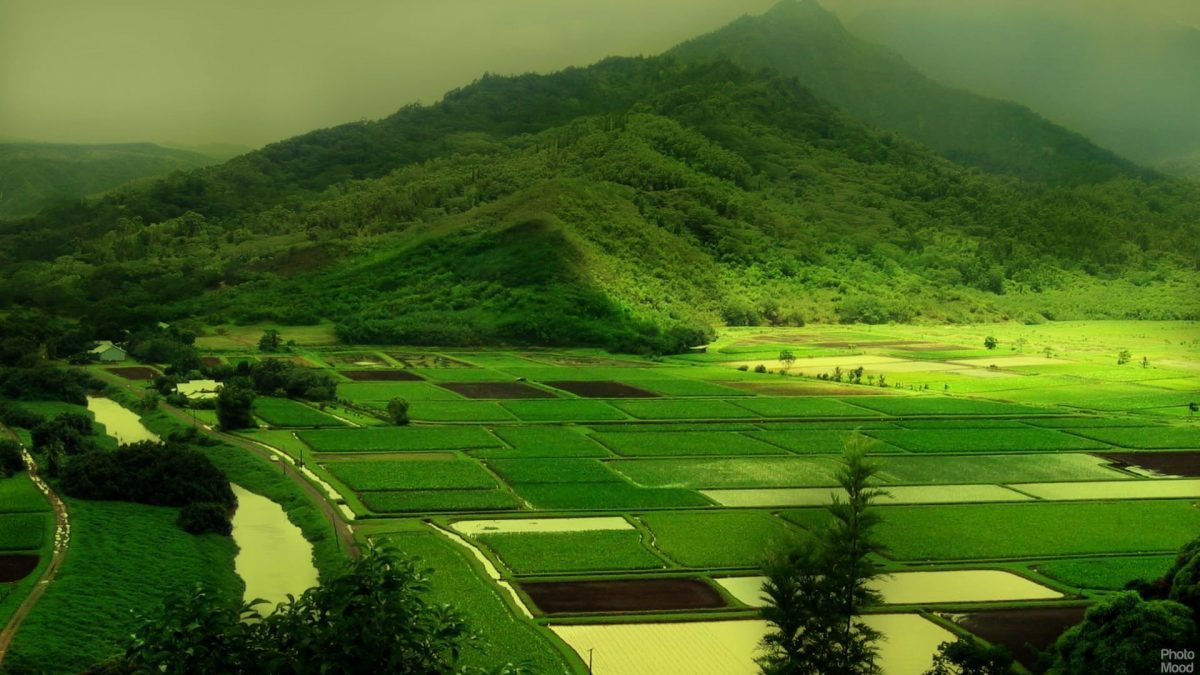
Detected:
left=86, top=396, right=159, bottom=445
left=230, top=484, right=318, bottom=610
left=718, top=570, right=1060, bottom=608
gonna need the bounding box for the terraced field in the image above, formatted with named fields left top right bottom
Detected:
left=215, top=322, right=1199, bottom=674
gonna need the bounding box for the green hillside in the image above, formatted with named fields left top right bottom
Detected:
left=0, top=14, right=1196, bottom=352
left=0, top=142, right=219, bottom=219
left=669, top=0, right=1152, bottom=185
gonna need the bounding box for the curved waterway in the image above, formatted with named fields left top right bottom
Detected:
left=85, top=396, right=159, bottom=445
left=230, top=484, right=318, bottom=610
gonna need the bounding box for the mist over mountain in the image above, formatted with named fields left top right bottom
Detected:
left=837, top=2, right=1200, bottom=177
left=0, top=142, right=220, bottom=219
left=668, top=0, right=1151, bottom=185
left=0, top=1, right=1196, bottom=352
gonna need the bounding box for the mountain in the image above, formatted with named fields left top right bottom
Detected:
left=668, top=0, right=1153, bottom=185
left=0, top=143, right=220, bottom=220
left=0, top=13, right=1197, bottom=352
left=839, top=3, right=1200, bottom=177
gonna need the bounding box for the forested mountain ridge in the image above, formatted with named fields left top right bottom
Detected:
left=0, top=9, right=1197, bottom=351
left=0, top=142, right=219, bottom=219
left=669, top=0, right=1153, bottom=185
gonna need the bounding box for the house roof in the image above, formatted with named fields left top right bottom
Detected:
left=89, top=340, right=125, bottom=354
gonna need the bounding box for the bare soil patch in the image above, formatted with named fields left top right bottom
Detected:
left=812, top=340, right=927, bottom=348
left=894, top=344, right=972, bottom=352
left=1099, top=451, right=1200, bottom=477
left=0, top=555, right=40, bottom=583
left=954, top=606, right=1086, bottom=670
left=199, top=356, right=223, bottom=366
left=520, top=578, right=727, bottom=614
left=439, top=382, right=556, bottom=399
left=341, top=369, right=423, bottom=381
left=105, top=366, right=160, bottom=380
left=546, top=381, right=659, bottom=398
left=520, top=352, right=648, bottom=367
left=328, top=353, right=387, bottom=367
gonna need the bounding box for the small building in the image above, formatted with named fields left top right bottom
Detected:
left=90, top=340, right=127, bottom=362
left=176, top=379, right=223, bottom=400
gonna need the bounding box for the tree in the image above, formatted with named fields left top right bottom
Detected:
left=779, top=350, right=796, bottom=370
left=1046, top=592, right=1197, bottom=674
left=258, top=329, right=282, bottom=352
left=1141, top=356, right=1150, bottom=368
left=96, top=544, right=518, bottom=675
left=1117, top=349, right=1131, bottom=365
left=387, top=398, right=411, bottom=426
left=1042, top=346, right=1054, bottom=359
left=983, top=336, right=998, bottom=350
left=216, top=384, right=256, bottom=431
left=759, top=435, right=888, bottom=675
left=0, top=439, right=25, bottom=477
left=925, top=638, right=1015, bottom=675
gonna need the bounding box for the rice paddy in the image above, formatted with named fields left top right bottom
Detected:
left=12, top=321, right=1195, bottom=674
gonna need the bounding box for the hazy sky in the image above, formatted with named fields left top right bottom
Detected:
left=0, top=0, right=774, bottom=148
left=3, top=0, right=1196, bottom=150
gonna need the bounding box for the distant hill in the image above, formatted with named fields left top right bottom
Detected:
left=0, top=9, right=1196, bottom=351
left=669, top=0, right=1152, bottom=185
left=840, top=3, right=1200, bottom=177
left=0, top=142, right=218, bottom=219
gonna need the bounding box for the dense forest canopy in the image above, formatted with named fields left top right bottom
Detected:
left=0, top=1, right=1196, bottom=352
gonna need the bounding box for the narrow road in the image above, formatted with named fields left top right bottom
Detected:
left=159, top=404, right=359, bottom=557
left=0, top=426, right=71, bottom=666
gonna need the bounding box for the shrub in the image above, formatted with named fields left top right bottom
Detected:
left=0, top=440, right=25, bottom=477
left=177, top=502, right=233, bottom=535
left=61, top=441, right=235, bottom=512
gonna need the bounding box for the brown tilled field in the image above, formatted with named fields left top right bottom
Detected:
left=545, top=381, right=659, bottom=398
left=340, top=369, right=423, bottom=381
left=954, top=606, right=1087, bottom=668
left=520, top=578, right=727, bottom=614
left=0, top=554, right=40, bottom=582
left=438, top=382, right=556, bottom=399
left=1099, top=451, right=1200, bottom=477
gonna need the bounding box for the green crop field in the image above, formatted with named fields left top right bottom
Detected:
left=611, top=456, right=839, bottom=489
left=747, top=429, right=900, bottom=454
left=876, top=454, right=1128, bottom=484
left=407, top=401, right=517, bottom=422
left=510, top=481, right=711, bottom=510
left=639, top=511, right=806, bottom=568
left=475, top=426, right=610, bottom=457
left=1064, top=426, right=1200, bottom=449
left=609, top=398, right=757, bottom=420
left=486, top=458, right=624, bottom=483
left=619, top=378, right=750, bottom=397
left=0, top=513, right=49, bottom=551
left=475, top=530, right=665, bottom=574
left=0, top=475, right=51, bottom=513
left=731, top=397, right=878, bottom=418
left=1035, top=555, right=1176, bottom=590
left=847, top=396, right=1047, bottom=416
left=359, top=489, right=519, bottom=513
left=253, top=396, right=346, bottom=427
left=866, top=427, right=1111, bottom=453
left=338, top=381, right=464, bottom=402
left=298, top=427, right=502, bottom=452
left=848, top=500, right=1200, bottom=560
left=322, top=458, right=499, bottom=491
left=497, top=399, right=627, bottom=422
left=592, top=431, right=787, bottom=457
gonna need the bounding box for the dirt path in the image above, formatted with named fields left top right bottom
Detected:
left=0, top=425, right=71, bottom=666
left=159, top=405, right=359, bottom=557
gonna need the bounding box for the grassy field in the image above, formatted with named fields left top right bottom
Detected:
left=9, top=321, right=1200, bottom=674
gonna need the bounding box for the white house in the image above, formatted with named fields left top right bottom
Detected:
left=176, top=379, right=223, bottom=400
left=90, top=340, right=127, bottom=362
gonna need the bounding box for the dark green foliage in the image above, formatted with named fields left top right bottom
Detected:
left=60, top=441, right=235, bottom=512
left=31, top=412, right=96, bottom=456
left=387, top=397, right=410, bottom=425
left=0, top=400, right=46, bottom=429
left=0, top=366, right=100, bottom=404
left=1047, top=592, right=1198, bottom=675
left=176, top=502, right=233, bottom=536
left=0, top=439, right=25, bottom=477
left=759, top=436, right=887, bottom=675
left=215, top=384, right=256, bottom=431
left=258, top=329, right=282, bottom=352
left=93, top=545, right=510, bottom=675
left=924, top=638, right=1015, bottom=675
left=242, top=358, right=336, bottom=400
